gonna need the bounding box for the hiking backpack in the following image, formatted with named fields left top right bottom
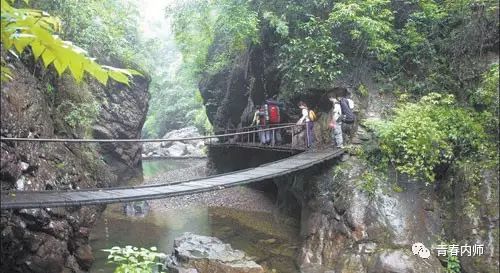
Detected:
left=339, top=98, right=355, bottom=123
left=267, top=103, right=280, bottom=124
left=308, top=109, right=317, bottom=121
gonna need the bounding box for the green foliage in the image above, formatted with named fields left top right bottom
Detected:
left=57, top=100, right=100, bottom=130
left=31, top=0, right=145, bottom=69
left=471, top=64, right=499, bottom=136
left=329, top=0, right=397, bottom=61
left=360, top=170, right=378, bottom=197
left=366, top=93, right=489, bottom=182
left=446, top=253, right=461, bottom=273
left=143, top=83, right=208, bottom=137
left=263, top=11, right=289, bottom=38
left=279, top=16, right=344, bottom=97
left=357, top=84, right=368, bottom=97
left=0, top=56, right=13, bottom=81
left=1, top=0, right=140, bottom=85
left=192, top=106, right=213, bottom=135
left=103, top=246, right=167, bottom=273
left=168, top=0, right=260, bottom=76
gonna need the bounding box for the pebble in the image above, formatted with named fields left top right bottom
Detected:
left=142, top=159, right=276, bottom=213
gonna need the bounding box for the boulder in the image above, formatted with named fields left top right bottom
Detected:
left=163, top=126, right=201, bottom=140
left=167, top=142, right=188, bottom=157
left=166, top=233, right=264, bottom=273
left=142, top=127, right=206, bottom=158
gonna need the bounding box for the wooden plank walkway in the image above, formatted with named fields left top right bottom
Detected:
left=208, top=142, right=306, bottom=152
left=0, top=149, right=344, bottom=209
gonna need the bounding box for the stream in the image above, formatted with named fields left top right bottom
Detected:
left=89, top=159, right=301, bottom=273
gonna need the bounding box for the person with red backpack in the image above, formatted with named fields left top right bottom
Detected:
left=265, top=97, right=283, bottom=145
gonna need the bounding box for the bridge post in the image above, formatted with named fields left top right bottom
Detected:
left=291, top=127, right=295, bottom=148
left=271, top=129, right=275, bottom=146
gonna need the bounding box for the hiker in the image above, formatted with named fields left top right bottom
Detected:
left=265, top=96, right=283, bottom=145
left=296, top=101, right=314, bottom=148
left=340, top=93, right=356, bottom=137
left=329, top=95, right=355, bottom=149
left=251, top=105, right=271, bottom=144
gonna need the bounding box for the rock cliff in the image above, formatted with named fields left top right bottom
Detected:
left=0, top=51, right=149, bottom=273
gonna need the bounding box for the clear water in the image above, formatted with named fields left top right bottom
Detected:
left=141, top=159, right=194, bottom=179
left=89, top=160, right=300, bottom=273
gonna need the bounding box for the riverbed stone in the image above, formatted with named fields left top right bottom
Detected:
left=168, top=141, right=188, bottom=157
left=142, top=127, right=206, bottom=158
left=168, top=232, right=264, bottom=273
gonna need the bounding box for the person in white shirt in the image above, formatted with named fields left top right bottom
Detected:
left=329, top=96, right=344, bottom=149
left=296, top=101, right=314, bottom=148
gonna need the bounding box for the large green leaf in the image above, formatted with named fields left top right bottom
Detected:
left=68, top=58, right=84, bottom=82
left=1, top=0, right=140, bottom=85
left=109, top=70, right=130, bottom=86
left=84, top=61, right=108, bottom=85
left=41, top=49, right=56, bottom=68
left=30, top=41, right=45, bottom=60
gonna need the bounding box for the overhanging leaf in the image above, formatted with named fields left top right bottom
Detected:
left=109, top=70, right=130, bottom=86
left=41, top=49, right=56, bottom=67
left=31, top=41, right=45, bottom=60
left=68, top=58, right=84, bottom=82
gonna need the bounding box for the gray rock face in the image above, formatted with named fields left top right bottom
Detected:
left=0, top=52, right=148, bottom=272
left=91, top=74, right=149, bottom=181
left=166, top=233, right=264, bottom=273
left=273, top=156, right=445, bottom=273
left=199, top=45, right=282, bottom=131
left=142, top=127, right=206, bottom=158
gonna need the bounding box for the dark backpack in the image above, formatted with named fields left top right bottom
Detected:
left=339, top=98, right=355, bottom=124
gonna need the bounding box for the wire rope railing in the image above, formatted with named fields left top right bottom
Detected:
left=0, top=123, right=308, bottom=149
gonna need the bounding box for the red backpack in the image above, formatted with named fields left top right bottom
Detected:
left=267, top=103, right=280, bottom=124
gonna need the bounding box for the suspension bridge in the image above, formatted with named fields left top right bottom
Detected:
left=0, top=124, right=344, bottom=209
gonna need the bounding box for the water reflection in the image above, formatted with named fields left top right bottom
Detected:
left=89, top=159, right=300, bottom=273
left=123, top=201, right=150, bottom=217
left=90, top=205, right=299, bottom=273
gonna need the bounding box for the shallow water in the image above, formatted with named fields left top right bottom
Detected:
left=141, top=159, right=194, bottom=179
left=89, top=160, right=300, bottom=273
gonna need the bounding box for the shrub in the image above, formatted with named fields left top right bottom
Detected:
left=103, top=246, right=167, bottom=273
left=366, top=93, right=488, bottom=182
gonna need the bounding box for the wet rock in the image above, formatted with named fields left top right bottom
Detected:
left=368, top=250, right=444, bottom=273
left=275, top=156, right=445, bottom=272
left=143, top=127, right=206, bottom=158
left=259, top=238, right=277, bottom=244
left=19, top=161, right=30, bottom=171
left=42, top=220, right=71, bottom=240
left=16, top=176, right=25, bottom=190
left=167, top=141, right=188, bottom=157
left=1, top=50, right=139, bottom=273
left=75, top=244, right=94, bottom=270
left=167, top=232, right=264, bottom=273
left=18, top=209, right=51, bottom=228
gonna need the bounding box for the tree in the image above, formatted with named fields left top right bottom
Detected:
left=1, top=0, right=140, bottom=85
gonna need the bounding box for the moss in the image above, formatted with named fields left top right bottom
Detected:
left=357, top=84, right=369, bottom=97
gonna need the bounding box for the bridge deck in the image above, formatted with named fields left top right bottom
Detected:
left=1, top=149, right=344, bottom=209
